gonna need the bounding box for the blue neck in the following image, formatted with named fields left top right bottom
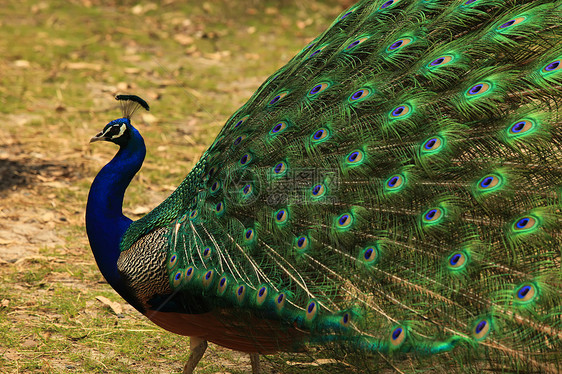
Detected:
left=86, top=126, right=145, bottom=297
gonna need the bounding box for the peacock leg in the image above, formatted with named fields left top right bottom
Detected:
left=250, top=352, right=260, bottom=374
left=182, top=337, right=207, bottom=374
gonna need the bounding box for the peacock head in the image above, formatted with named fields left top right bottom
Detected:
left=90, top=118, right=133, bottom=147
left=90, top=95, right=150, bottom=147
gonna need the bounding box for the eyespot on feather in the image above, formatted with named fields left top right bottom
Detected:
left=270, top=121, right=288, bottom=135
left=476, top=174, right=503, bottom=192
left=202, top=269, right=214, bottom=288
left=308, top=82, right=331, bottom=97
left=217, top=275, right=228, bottom=295
left=427, top=55, right=454, bottom=68
left=185, top=266, right=196, bottom=283
left=239, top=153, right=252, bottom=166
left=189, top=209, right=198, bottom=220
left=272, top=161, right=287, bottom=176
left=274, top=209, right=288, bottom=225
left=241, top=183, right=253, bottom=197
left=215, top=201, right=225, bottom=216
left=167, top=253, right=178, bottom=270
left=340, top=11, right=354, bottom=20
left=346, top=150, right=365, bottom=165
left=348, top=88, right=372, bottom=103
left=236, top=285, right=246, bottom=304
left=336, top=213, right=353, bottom=229
left=497, top=16, right=526, bottom=31
left=541, top=59, right=561, bottom=74
left=275, top=293, right=287, bottom=312
left=387, top=38, right=413, bottom=52
left=508, top=119, right=535, bottom=137
left=306, top=300, right=318, bottom=321
left=379, top=0, right=395, bottom=10
left=172, top=269, right=184, bottom=288
left=421, top=136, right=444, bottom=154
left=346, top=36, right=369, bottom=50
left=256, top=286, right=268, bottom=306
left=512, top=215, right=539, bottom=233
left=514, top=282, right=537, bottom=304
left=389, top=104, right=411, bottom=119
left=296, top=235, right=309, bottom=251
left=361, top=245, right=380, bottom=265
left=311, top=128, right=330, bottom=143
left=311, top=183, right=326, bottom=198
left=447, top=251, right=468, bottom=271
left=340, top=312, right=351, bottom=327
left=309, top=45, right=327, bottom=58
left=210, top=181, right=220, bottom=194
left=422, top=207, right=444, bottom=224
left=473, top=318, right=491, bottom=340
left=233, top=115, right=249, bottom=128
left=268, top=91, right=289, bottom=106
left=233, top=135, right=246, bottom=146
left=244, top=228, right=255, bottom=242
left=466, top=82, right=491, bottom=97
left=390, top=326, right=406, bottom=347
left=384, top=174, right=406, bottom=192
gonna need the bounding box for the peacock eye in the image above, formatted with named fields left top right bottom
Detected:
left=309, top=46, right=327, bottom=58
left=268, top=92, right=288, bottom=106
left=387, top=38, right=413, bottom=52
left=421, top=136, right=444, bottom=154
left=311, top=183, right=326, bottom=198
left=384, top=174, right=405, bottom=191
left=477, top=174, right=503, bottom=192
left=272, top=161, right=287, bottom=176
left=422, top=207, right=444, bottom=224
left=105, top=124, right=127, bottom=139
left=296, top=235, right=309, bottom=250
left=336, top=213, right=353, bottom=229
left=497, top=16, right=526, bottom=31
left=270, top=121, right=288, bottom=135
left=308, top=82, right=331, bottom=97
left=348, top=88, right=371, bottom=102
left=428, top=55, right=454, bottom=68
left=473, top=318, right=491, bottom=340
left=508, top=119, right=535, bottom=136
left=390, top=326, right=406, bottom=346
left=542, top=60, right=561, bottom=74
left=311, top=128, right=329, bottom=143
left=234, top=115, right=249, bottom=128
left=389, top=104, right=411, bottom=119
left=466, top=82, right=491, bottom=97
left=346, top=150, right=364, bottom=165
left=346, top=36, right=369, bottom=50
left=380, top=0, right=394, bottom=9
left=274, top=209, right=288, bottom=224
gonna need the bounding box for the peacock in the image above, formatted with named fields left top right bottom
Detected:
left=86, top=0, right=561, bottom=373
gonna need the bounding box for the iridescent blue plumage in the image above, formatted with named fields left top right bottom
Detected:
left=86, top=118, right=143, bottom=290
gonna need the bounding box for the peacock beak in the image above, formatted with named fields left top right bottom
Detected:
left=90, top=132, right=106, bottom=143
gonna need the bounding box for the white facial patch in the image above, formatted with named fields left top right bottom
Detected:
left=113, top=123, right=127, bottom=139
left=104, top=123, right=127, bottom=139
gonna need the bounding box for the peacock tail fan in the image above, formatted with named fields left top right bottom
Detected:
left=118, top=0, right=561, bottom=372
